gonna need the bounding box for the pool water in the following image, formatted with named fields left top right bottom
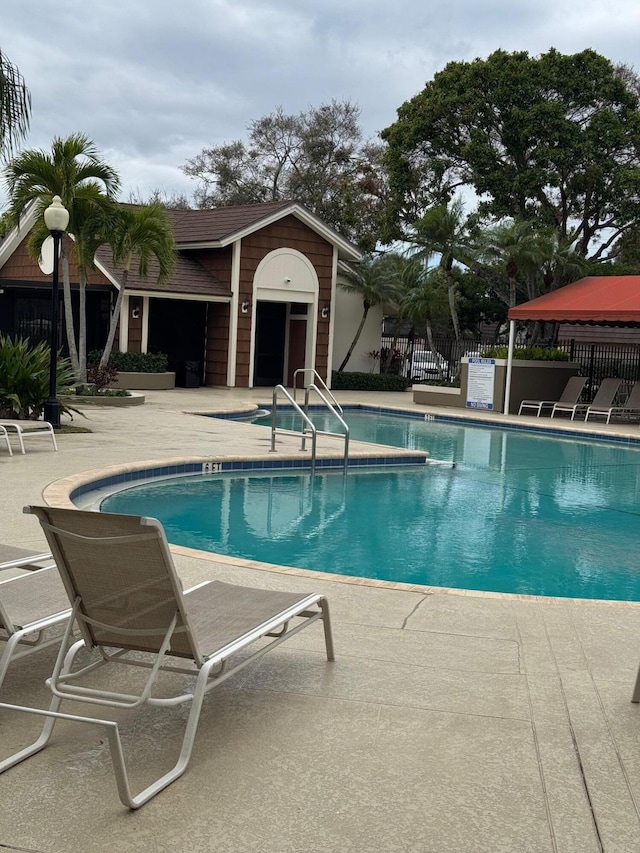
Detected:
left=101, top=414, right=640, bottom=601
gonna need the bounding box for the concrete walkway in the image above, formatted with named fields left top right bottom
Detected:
left=1, top=387, right=640, bottom=852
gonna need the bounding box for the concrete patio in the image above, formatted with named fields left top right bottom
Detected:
left=1, top=387, right=640, bottom=853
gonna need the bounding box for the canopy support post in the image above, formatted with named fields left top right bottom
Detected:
left=504, top=320, right=516, bottom=415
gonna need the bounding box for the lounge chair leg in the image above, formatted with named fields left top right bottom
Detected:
left=632, top=664, right=640, bottom=703
left=319, top=597, right=335, bottom=661
left=0, top=695, right=62, bottom=773
left=108, top=664, right=212, bottom=809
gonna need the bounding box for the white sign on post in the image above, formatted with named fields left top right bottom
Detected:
left=466, top=357, right=496, bottom=410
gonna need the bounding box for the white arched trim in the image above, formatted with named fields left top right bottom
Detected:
left=249, top=248, right=320, bottom=387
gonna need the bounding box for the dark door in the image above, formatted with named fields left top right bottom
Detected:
left=148, top=299, right=206, bottom=385
left=254, top=302, right=286, bottom=386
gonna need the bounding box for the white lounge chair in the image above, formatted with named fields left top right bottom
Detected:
left=519, top=375, right=586, bottom=417
left=0, top=506, right=335, bottom=809
left=552, top=377, right=622, bottom=421
left=0, top=544, right=69, bottom=691
left=585, top=380, right=640, bottom=424
left=0, top=420, right=57, bottom=454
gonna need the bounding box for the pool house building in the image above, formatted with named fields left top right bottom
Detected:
left=0, top=200, right=380, bottom=388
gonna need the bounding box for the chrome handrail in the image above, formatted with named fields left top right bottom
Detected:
left=293, top=368, right=343, bottom=415
left=303, top=384, right=350, bottom=474
left=271, top=386, right=317, bottom=475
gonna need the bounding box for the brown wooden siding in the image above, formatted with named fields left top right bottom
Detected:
left=238, top=216, right=333, bottom=384
left=127, top=297, right=143, bottom=352
left=204, top=302, right=230, bottom=386
left=190, top=245, right=233, bottom=287
left=1, top=235, right=112, bottom=287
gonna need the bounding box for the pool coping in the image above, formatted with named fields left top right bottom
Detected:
left=42, top=402, right=640, bottom=609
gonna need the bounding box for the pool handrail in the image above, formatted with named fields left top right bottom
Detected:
left=271, top=386, right=318, bottom=475
left=302, top=384, right=350, bottom=474
left=293, top=369, right=343, bottom=416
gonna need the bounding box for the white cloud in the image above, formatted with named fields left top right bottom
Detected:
left=1, top=0, right=640, bottom=206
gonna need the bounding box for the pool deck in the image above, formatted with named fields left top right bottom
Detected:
left=2, top=387, right=640, bottom=852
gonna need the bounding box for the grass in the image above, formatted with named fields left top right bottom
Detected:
left=55, top=425, right=92, bottom=434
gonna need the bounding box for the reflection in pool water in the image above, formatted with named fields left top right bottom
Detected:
left=102, top=414, right=640, bottom=600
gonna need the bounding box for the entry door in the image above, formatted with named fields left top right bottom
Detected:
left=253, top=302, right=287, bottom=386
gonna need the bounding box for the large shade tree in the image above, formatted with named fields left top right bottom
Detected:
left=382, top=48, right=640, bottom=260
left=5, top=134, right=121, bottom=381
left=0, top=48, right=30, bottom=157
left=183, top=101, right=387, bottom=250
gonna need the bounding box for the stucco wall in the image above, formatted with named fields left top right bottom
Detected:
left=332, top=290, right=383, bottom=373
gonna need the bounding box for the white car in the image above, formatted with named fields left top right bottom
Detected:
left=409, top=349, right=449, bottom=381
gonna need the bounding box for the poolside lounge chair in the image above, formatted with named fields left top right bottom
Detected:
left=585, top=380, right=640, bottom=424
left=0, top=544, right=70, bottom=691
left=0, top=425, right=12, bottom=456
left=552, top=377, right=623, bottom=421
left=0, top=506, right=335, bottom=809
left=518, top=375, right=587, bottom=417
left=0, top=420, right=57, bottom=454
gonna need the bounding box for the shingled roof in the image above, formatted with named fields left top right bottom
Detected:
left=94, top=246, right=231, bottom=299
left=168, top=200, right=362, bottom=260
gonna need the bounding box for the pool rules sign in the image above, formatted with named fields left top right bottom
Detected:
left=466, top=357, right=496, bottom=410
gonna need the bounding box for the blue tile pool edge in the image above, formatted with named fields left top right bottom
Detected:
left=68, top=451, right=428, bottom=503
left=211, top=403, right=640, bottom=448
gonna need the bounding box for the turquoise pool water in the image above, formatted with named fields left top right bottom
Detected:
left=101, top=413, right=640, bottom=601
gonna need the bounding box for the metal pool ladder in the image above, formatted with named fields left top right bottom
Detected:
left=271, top=371, right=350, bottom=475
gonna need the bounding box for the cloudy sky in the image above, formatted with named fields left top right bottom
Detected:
left=2, top=0, right=639, bottom=207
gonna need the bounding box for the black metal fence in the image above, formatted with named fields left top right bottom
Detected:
left=380, top=335, right=640, bottom=400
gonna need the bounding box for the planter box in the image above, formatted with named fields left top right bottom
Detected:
left=413, top=359, right=580, bottom=414
left=60, top=391, right=145, bottom=407
left=110, top=372, right=175, bottom=391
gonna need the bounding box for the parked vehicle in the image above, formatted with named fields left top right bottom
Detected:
left=409, top=349, right=448, bottom=381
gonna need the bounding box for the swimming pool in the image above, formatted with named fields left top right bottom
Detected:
left=100, top=411, right=640, bottom=601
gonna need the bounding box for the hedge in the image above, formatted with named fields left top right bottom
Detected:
left=88, top=350, right=169, bottom=373
left=330, top=371, right=411, bottom=391
left=480, top=346, right=569, bottom=361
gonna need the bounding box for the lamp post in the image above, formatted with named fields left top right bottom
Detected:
left=43, top=195, right=69, bottom=428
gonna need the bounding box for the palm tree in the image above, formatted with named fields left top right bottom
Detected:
left=0, top=48, right=30, bottom=157
left=337, top=254, right=399, bottom=372
left=410, top=197, right=475, bottom=344
left=4, top=134, right=121, bottom=381
left=99, top=203, right=176, bottom=368
left=477, top=219, right=554, bottom=307
left=397, top=259, right=449, bottom=379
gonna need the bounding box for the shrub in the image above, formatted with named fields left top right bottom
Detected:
left=480, top=346, right=570, bottom=361
left=331, top=371, right=411, bottom=391
left=86, top=362, right=118, bottom=390
left=0, top=335, right=76, bottom=419
left=368, top=347, right=405, bottom=375
left=88, top=350, right=168, bottom=373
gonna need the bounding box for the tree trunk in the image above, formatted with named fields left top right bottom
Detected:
left=78, top=270, right=87, bottom=384
left=100, top=270, right=129, bottom=369
left=446, top=275, right=462, bottom=343
left=60, top=243, right=79, bottom=377
left=425, top=319, right=445, bottom=381
left=338, top=305, right=369, bottom=372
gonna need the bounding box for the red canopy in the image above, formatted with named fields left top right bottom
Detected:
left=508, top=276, right=640, bottom=325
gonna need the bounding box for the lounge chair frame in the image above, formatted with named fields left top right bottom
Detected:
left=518, top=376, right=586, bottom=418
left=552, top=377, right=623, bottom=421
left=0, top=546, right=69, bottom=691
left=0, top=420, right=57, bottom=454
left=585, top=380, right=640, bottom=424
left=0, top=506, right=335, bottom=809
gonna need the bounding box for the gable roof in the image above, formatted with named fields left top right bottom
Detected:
left=169, top=200, right=363, bottom=261
left=508, top=276, right=640, bottom=325
left=94, top=245, right=231, bottom=299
